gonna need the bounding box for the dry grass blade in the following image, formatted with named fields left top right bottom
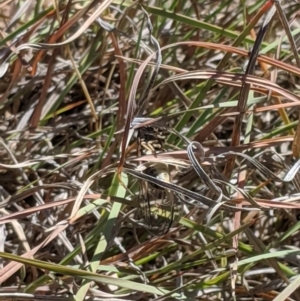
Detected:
left=0, top=222, right=69, bottom=284
left=158, top=70, right=300, bottom=103
left=118, top=7, right=161, bottom=173
left=274, top=1, right=300, bottom=68
left=224, top=3, right=276, bottom=178
left=124, top=168, right=259, bottom=213
left=187, top=141, right=223, bottom=198
left=121, top=40, right=300, bottom=77
left=136, top=5, right=162, bottom=114
left=221, top=151, right=300, bottom=183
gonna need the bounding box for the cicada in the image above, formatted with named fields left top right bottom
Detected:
left=136, top=126, right=176, bottom=235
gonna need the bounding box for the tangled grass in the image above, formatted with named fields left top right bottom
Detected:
left=1, top=0, right=300, bottom=300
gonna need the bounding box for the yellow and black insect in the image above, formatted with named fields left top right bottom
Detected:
left=136, top=126, right=176, bottom=235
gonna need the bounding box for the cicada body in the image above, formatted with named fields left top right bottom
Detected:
left=136, top=126, right=176, bottom=235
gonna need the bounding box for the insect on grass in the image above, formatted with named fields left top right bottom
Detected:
left=136, top=125, right=176, bottom=235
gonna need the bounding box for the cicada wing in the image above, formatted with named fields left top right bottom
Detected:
left=138, top=183, right=175, bottom=235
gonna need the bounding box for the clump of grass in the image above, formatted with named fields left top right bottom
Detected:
left=1, top=1, right=300, bottom=300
